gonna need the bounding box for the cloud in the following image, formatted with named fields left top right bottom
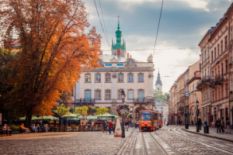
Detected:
left=84, top=0, right=232, bottom=92
left=179, top=0, right=209, bottom=11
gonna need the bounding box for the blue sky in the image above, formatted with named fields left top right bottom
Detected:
left=84, top=0, right=232, bottom=92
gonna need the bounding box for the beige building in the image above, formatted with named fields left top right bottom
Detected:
left=168, top=60, right=202, bottom=125
left=198, top=3, right=233, bottom=126
left=73, top=21, right=155, bottom=119
left=187, top=61, right=202, bottom=125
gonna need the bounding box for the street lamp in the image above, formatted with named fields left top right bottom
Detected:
left=121, top=89, right=126, bottom=138
left=195, top=99, right=200, bottom=132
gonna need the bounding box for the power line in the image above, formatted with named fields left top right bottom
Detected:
left=93, top=0, right=110, bottom=47
left=98, top=0, right=110, bottom=46
left=153, top=0, right=164, bottom=57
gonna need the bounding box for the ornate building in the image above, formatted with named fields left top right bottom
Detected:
left=72, top=21, right=155, bottom=120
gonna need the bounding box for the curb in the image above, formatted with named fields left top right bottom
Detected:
left=182, top=128, right=233, bottom=143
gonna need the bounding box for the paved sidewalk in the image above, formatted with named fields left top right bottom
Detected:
left=182, top=125, right=233, bottom=142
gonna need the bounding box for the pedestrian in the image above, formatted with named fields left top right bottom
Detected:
left=220, top=117, right=225, bottom=133
left=2, top=123, right=11, bottom=136
left=215, top=119, right=221, bottom=133
left=197, top=118, right=202, bottom=131
left=108, top=120, right=113, bottom=134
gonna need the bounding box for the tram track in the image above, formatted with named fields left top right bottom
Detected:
left=168, top=127, right=233, bottom=155
left=139, top=132, right=169, bottom=155
left=116, top=129, right=170, bottom=155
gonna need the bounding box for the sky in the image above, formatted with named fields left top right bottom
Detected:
left=84, top=0, right=232, bottom=93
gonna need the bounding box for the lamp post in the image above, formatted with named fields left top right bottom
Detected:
left=195, top=99, right=200, bottom=132
left=121, top=90, right=126, bottom=138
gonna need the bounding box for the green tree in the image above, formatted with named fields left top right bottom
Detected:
left=154, top=91, right=169, bottom=103
left=56, top=104, right=69, bottom=117
left=75, top=106, right=89, bottom=116
left=96, top=107, right=109, bottom=115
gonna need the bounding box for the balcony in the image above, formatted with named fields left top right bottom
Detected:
left=197, top=76, right=215, bottom=90
left=187, top=71, right=201, bottom=85
left=74, top=98, right=95, bottom=106
left=214, top=76, right=224, bottom=86
left=133, top=96, right=155, bottom=104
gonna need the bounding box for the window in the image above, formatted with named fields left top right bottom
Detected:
left=221, top=40, right=223, bottom=53
left=118, top=72, right=124, bottom=83
left=225, top=36, right=228, bottom=50
left=138, top=89, right=144, bottom=101
left=127, top=89, right=134, bottom=100
left=95, top=73, right=101, bottom=83
left=105, top=73, right=111, bottom=83
left=226, top=60, right=228, bottom=73
left=138, top=73, right=144, bottom=83
left=84, top=89, right=92, bottom=100
left=105, top=89, right=111, bottom=100
left=84, top=73, right=91, bottom=83
left=128, top=73, right=134, bottom=83
left=94, top=89, right=101, bottom=100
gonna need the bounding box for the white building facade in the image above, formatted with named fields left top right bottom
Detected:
left=72, top=21, right=155, bottom=118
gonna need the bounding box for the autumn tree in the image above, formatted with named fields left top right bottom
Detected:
left=0, top=0, right=100, bottom=126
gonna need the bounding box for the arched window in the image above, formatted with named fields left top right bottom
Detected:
left=128, top=73, right=134, bottom=83
left=95, top=73, right=101, bottom=83
left=138, top=73, right=144, bottom=83
left=118, top=72, right=124, bottom=83
left=105, top=89, right=111, bottom=100
left=94, top=89, right=101, bottom=100
left=84, top=73, right=91, bottom=83
left=105, top=73, right=111, bottom=83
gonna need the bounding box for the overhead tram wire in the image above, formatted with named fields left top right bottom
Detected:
left=98, top=0, right=110, bottom=46
left=93, top=0, right=110, bottom=48
left=153, top=0, right=164, bottom=58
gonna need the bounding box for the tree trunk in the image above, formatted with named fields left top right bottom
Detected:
left=25, top=110, right=32, bottom=128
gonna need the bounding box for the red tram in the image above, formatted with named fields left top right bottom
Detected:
left=139, top=110, right=163, bottom=131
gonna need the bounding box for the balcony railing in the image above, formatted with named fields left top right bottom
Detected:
left=214, top=76, right=224, bottom=85
left=197, top=76, right=215, bottom=90
left=74, top=98, right=95, bottom=106
left=133, top=96, right=154, bottom=104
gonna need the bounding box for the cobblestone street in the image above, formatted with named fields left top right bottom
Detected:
left=0, top=132, right=124, bottom=155
left=155, top=126, right=233, bottom=155
left=1, top=126, right=233, bottom=155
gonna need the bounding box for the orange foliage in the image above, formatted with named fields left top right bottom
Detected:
left=0, top=0, right=100, bottom=117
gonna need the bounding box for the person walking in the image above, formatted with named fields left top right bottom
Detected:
left=108, top=121, right=113, bottom=134
left=197, top=118, right=202, bottom=131
left=215, top=119, right=221, bottom=133
left=220, top=117, right=225, bottom=133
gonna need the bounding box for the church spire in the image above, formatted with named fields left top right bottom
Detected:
left=112, top=16, right=126, bottom=60
left=117, top=16, right=120, bottom=30
left=155, top=71, right=162, bottom=92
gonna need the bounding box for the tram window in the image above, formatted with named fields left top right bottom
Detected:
left=142, top=113, right=152, bottom=120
